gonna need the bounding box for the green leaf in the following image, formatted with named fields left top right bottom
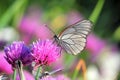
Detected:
left=0, top=0, right=27, bottom=28
left=89, top=0, right=105, bottom=24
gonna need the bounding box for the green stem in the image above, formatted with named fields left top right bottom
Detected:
left=13, top=69, right=17, bottom=80
left=0, top=0, right=27, bottom=28
left=35, top=66, right=42, bottom=80
left=113, top=26, right=120, bottom=41
left=89, top=0, right=105, bottom=24
left=65, top=55, right=75, bottom=68
left=12, top=0, right=27, bottom=28
left=16, top=60, right=25, bottom=80
left=18, top=66, right=25, bottom=80
left=72, top=69, right=79, bottom=80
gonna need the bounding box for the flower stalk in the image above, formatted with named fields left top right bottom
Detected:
left=89, top=0, right=105, bottom=24
left=35, top=66, right=42, bottom=80
left=13, top=69, right=17, bottom=80
left=16, top=60, right=25, bottom=80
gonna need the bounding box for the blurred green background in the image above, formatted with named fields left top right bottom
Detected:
left=0, top=0, right=120, bottom=80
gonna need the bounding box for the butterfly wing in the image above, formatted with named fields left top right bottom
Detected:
left=58, top=20, right=92, bottom=55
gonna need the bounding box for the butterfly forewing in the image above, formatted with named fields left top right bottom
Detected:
left=58, top=20, right=92, bottom=55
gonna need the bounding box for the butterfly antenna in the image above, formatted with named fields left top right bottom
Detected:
left=44, top=24, right=58, bottom=43
left=44, top=24, right=56, bottom=36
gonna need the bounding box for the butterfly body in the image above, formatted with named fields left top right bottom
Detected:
left=53, top=35, right=60, bottom=44
left=53, top=35, right=68, bottom=53
left=54, top=35, right=63, bottom=46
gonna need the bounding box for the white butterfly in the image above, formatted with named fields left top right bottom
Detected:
left=48, top=20, right=92, bottom=55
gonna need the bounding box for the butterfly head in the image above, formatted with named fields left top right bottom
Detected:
left=53, top=35, right=58, bottom=39
left=53, top=35, right=61, bottom=46
left=53, top=35, right=60, bottom=41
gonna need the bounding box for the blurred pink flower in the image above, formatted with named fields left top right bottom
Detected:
left=16, top=70, right=34, bottom=80
left=86, top=33, right=106, bottom=56
left=19, top=14, right=39, bottom=44
left=19, top=7, right=52, bottom=44
left=19, top=16, right=38, bottom=34
left=32, top=39, right=61, bottom=66
left=40, top=76, right=56, bottom=80
left=0, top=52, right=13, bottom=74
left=56, top=75, right=70, bottom=80
left=40, top=75, right=70, bottom=80
left=35, top=25, right=53, bottom=40
left=50, top=55, right=64, bottom=70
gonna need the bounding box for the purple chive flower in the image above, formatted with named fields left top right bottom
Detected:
left=4, top=41, right=34, bottom=68
left=32, top=39, right=61, bottom=66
